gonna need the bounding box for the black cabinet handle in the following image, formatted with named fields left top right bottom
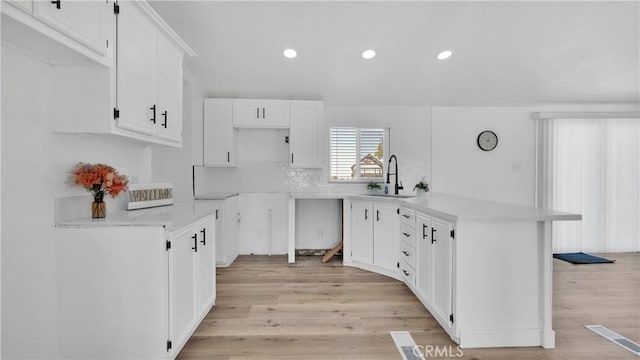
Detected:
left=403, top=270, right=410, bottom=276
left=422, top=224, right=428, bottom=239
left=402, top=232, right=410, bottom=237
left=227, top=152, right=230, bottom=163
left=262, top=107, right=265, bottom=119
left=256, top=107, right=259, bottom=119
left=364, top=209, right=368, bottom=220
left=402, top=250, right=409, bottom=256
left=200, top=228, right=206, bottom=245
left=376, top=210, right=380, bottom=222
left=402, top=214, right=410, bottom=219
left=192, top=234, right=198, bottom=252
left=215, top=209, right=219, bottom=220
left=51, top=0, right=60, bottom=9
left=431, top=227, right=437, bottom=244
left=161, top=111, right=167, bottom=128
left=150, top=105, right=156, bottom=124
left=291, top=153, right=294, bottom=164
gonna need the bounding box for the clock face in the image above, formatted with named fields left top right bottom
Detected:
left=477, top=130, right=498, bottom=151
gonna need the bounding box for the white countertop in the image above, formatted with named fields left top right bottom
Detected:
left=289, top=192, right=349, bottom=199
left=194, top=192, right=239, bottom=200
left=399, top=193, right=581, bottom=222
left=56, top=201, right=218, bottom=231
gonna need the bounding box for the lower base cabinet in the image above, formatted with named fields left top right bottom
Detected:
left=55, top=214, right=215, bottom=359
left=350, top=199, right=398, bottom=273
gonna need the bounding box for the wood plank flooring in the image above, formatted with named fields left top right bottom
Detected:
left=178, top=253, right=639, bottom=360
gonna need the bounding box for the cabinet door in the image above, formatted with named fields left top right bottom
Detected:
left=232, top=99, right=261, bottom=128
left=261, top=100, right=290, bottom=128
left=213, top=206, right=225, bottom=265
left=34, top=0, right=111, bottom=56
left=373, top=202, right=397, bottom=271
left=116, top=4, right=157, bottom=135
left=351, top=201, right=373, bottom=264
left=290, top=101, right=323, bottom=168
left=431, top=217, right=453, bottom=327
left=204, top=99, right=237, bottom=166
left=169, top=225, right=197, bottom=351
left=222, top=195, right=240, bottom=265
left=196, top=216, right=215, bottom=317
left=6, top=0, right=33, bottom=14
left=415, top=213, right=431, bottom=301
left=156, top=36, right=183, bottom=142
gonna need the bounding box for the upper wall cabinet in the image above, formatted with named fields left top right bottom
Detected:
left=232, top=99, right=290, bottom=129
left=289, top=100, right=323, bottom=168
left=42, top=1, right=195, bottom=147
left=116, top=2, right=184, bottom=144
left=33, top=0, right=112, bottom=57
left=204, top=99, right=238, bottom=167
left=2, top=0, right=114, bottom=67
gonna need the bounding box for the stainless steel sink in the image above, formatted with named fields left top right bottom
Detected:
left=364, top=194, right=416, bottom=198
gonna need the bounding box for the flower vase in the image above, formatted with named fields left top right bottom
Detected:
left=92, top=194, right=106, bottom=219
left=416, top=189, right=427, bottom=198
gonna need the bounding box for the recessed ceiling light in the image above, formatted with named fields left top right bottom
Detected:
left=362, top=49, right=376, bottom=60
left=437, top=50, right=453, bottom=60
left=283, top=48, right=297, bottom=59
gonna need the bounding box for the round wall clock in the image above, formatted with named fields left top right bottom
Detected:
left=477, top=130, right=498, bottom=151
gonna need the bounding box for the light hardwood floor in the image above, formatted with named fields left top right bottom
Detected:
left=178, top=253, right=639, bottom=360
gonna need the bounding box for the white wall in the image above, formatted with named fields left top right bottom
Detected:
left=1, top=47, right=151, bottom=359
left=325, top=105, right=432, bottom=195
left=431, top=107, right=537, bottom=206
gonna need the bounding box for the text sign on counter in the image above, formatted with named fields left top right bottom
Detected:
left=127, top=183, right=173, bottom=210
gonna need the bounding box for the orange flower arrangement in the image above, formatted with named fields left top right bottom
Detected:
left=71, top=162, right=129, bottom=202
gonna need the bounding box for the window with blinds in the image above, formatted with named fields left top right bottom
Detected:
left=330, top=127, right=387, bottom=181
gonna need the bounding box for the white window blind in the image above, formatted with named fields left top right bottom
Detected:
left=330, top=127, right=386, bottom=181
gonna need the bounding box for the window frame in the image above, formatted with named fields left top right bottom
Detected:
left=328, top=127, right=390, bottom=183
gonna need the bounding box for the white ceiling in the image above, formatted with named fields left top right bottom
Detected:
left=149, top=1, right=639, bottom=106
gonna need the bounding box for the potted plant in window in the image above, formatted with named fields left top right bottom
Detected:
left=413, top=179, right=429, bottom=198
left=367, top=181, right=382, bottom=194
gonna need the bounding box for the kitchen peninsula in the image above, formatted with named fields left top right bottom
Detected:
left=289, top=192, right=581, bottom=349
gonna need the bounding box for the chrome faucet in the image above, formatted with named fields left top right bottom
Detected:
left=386, top=154, right=403, bottom=195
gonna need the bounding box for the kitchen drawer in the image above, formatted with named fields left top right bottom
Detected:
left=399, top=240, right=416, bottom=269
left=399, top=223, right=415, bottom=249
left=399, top=259, right=415, bottom=287
left=400, top=207, right=415, bottom=226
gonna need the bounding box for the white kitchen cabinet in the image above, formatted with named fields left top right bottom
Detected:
left=289, top=100, right=324, bottom=168
left=169, top=224, right=198, bottom=352
left=415, top=212, right=431, bottom=301
left=232, top=99, right=290, bottom=129
left=156, top=36, right=184, bottom=142
left=33, top=0, right=112, bottom=57
left=412, top=210, right=454, bottom=334
left=217, top=195, right=240, bottom=267
left=40, top=1, right=194, bottom=147
left=351, top=200, right=374, bottom=264
left=116, top=3, right=158, bottom=136
left=350, top=199, right=398, bottom=274
left=204, top=99, right=238, bottom=167
left=1, top=0, right=113, bottom=66
left=5, top=0, right=32, bottom=14
left=115, top=2, right=184, bottom=144
left=372, top=201, right=398, bottom=272
left=55, top=212, right=216, bottom=359
left=196, top=219, right=215, bottom=317
left=430, top=216, right=453, bottom=330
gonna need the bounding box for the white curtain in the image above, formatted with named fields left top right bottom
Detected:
left=552, top=118, right=640, bottom=253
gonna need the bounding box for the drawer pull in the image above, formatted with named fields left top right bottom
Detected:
left=402, top=232, right=410, bottom=237
left=403, top=270, right=410, bottom=276
left=402, top=214, right=410, bottom=219
left=402, top=250, right=410, bottom=256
